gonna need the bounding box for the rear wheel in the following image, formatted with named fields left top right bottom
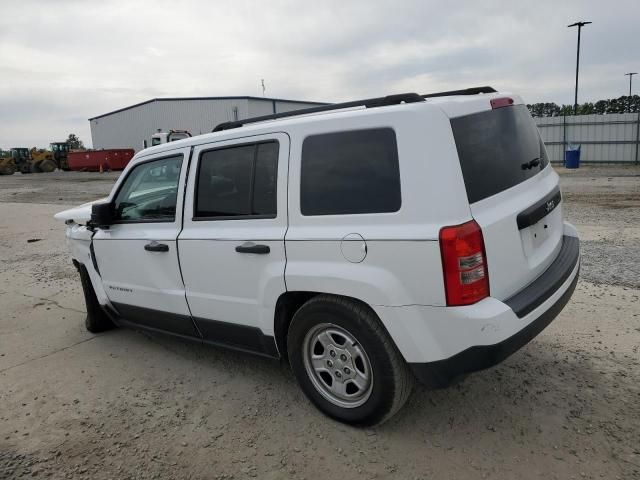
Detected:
left=287, top=295, right=413, bottom=426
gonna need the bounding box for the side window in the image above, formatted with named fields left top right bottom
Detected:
left=113, top=155, right=183, bottom=222
left=252, top=143, right=278, bottom=215
left=300, top=128, right=401, bottom=216
left=195, top=141, right=279, bottom=219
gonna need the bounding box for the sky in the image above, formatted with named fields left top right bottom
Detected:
left=1, top=0, right=638, bottom=149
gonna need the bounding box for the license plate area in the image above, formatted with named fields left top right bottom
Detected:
left=529, top=220, right=550, bottom=249
left=520, top=207, right=562, bottom=262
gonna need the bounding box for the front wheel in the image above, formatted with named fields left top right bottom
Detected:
left=287, top=295, right=413, bottom=426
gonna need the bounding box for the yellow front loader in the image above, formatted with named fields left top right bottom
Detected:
left=0, top=155, right=16, bottom=175
left=29, top=148, right=58, bottom=173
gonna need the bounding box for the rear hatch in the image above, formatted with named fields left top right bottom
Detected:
left=449, top=101, right=563, bottom=301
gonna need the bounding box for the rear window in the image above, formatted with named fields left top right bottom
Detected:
left=300, top=128, right=401, bottom=216
left=450, top=105, right=549, bottom=203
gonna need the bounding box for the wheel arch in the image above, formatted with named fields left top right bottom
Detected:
left=273, top=291, right=387, bottom=360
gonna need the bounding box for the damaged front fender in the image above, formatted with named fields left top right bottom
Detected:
left=65, top=223, right=111, bottom=309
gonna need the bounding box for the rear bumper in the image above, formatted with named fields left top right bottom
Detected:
left=409, top=233, right=580, bottom=388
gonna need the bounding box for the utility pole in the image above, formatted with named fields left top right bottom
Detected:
left=624, top=72, right=637, bottom=113
left=568, top=21, right=592, bottom=116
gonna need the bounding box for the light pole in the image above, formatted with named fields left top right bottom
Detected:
left=624, top=72, right=637, bottom=113
left=568, top=21, right=592, bottom=116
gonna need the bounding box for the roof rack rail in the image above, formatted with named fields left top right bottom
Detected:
left=211, top=86, right=497, bottom=132
left=422, top=86, right=496, bottom=99
left=212, top=93, right=424, bottom=132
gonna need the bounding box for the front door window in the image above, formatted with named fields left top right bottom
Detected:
left=113, top=155, right=183, bottom=222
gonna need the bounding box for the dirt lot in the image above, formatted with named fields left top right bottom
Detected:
left=1, top=166, right=639, bottom=480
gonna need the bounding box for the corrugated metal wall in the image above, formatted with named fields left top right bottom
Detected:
left=536, top=113, right=640, bottom=163
left=90, top=98, right=321, bottom=152
left=247, top=98, right=275, bottom=117
left=272, top=99, right=322, bottom=114
left=246, top=98, right=325, bottom=116
left=90, top=99, right=249, bottom=151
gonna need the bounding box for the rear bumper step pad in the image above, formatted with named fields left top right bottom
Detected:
left=505, top=235, right=579, bottom=318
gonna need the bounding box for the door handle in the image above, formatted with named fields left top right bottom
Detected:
left=144, top=241, right=169, bottom=252
left=235, top=242, right=270, bottom=254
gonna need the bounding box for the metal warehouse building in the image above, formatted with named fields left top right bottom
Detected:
left=89, top=96, right=326, bottom=152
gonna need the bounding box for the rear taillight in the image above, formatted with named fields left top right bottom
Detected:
left=439, top=220, right=489, bottom=306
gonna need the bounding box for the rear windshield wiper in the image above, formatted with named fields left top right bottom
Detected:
left=521, top=157, right=541, bottom=170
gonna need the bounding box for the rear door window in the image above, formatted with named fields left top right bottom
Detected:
left=300, top=128, right=401, bottom=216
left=450, top=105, right=549, bottom=203
left=195, top=141, right=279, bottom=219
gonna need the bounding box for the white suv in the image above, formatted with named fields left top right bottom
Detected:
left=56, top=87, right=580, bottom=425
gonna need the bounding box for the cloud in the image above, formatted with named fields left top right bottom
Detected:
left=0, top=0, right=638, bottom=148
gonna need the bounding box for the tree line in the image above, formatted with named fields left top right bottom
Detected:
left=527, top=95, right=640, bottom=117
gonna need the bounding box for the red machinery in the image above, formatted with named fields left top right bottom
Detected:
left=67, top=149, right=134, bottom=172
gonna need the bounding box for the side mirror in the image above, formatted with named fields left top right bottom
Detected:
left=91, top=201, right=114, bottom=228
left=143, top=140, right=148, bottom=149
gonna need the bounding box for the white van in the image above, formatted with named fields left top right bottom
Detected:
left=55, top=87, right=580, bottom=425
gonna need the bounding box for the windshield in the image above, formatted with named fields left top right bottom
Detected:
left=450, top=105, right=549, bottom=203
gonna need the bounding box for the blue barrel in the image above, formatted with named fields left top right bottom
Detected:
left=565, top=148, right=581, bottom=169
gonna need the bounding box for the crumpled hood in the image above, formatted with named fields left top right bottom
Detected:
left=53, top=197, right=108, bottom=224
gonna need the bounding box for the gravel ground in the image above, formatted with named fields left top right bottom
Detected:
left=0, top=165, right=639, bottom=480
left=0, top=171, right=120, bottom=205
left=560, top=166, right=640, bottom=288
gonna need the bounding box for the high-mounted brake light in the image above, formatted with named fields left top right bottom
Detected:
left=490, top=97, right=514, bottom=109
left=439, top=220, right=489, bottom=306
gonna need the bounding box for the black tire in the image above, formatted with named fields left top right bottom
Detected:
left=76, top=263, right=115, bottom=333
left=38, top=159, right=57, bottom=173
left=287, top=295, right=413, bottom=426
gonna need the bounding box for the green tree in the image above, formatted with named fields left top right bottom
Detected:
left=608, top=97, right=623, bottom=113
left=526, top=102, right=562, bottom=117
left=66, top=133, right=85, bottom=150
left=558, top=105, right=573, bottom=116
left=593, top=100, right=608, bottom=114
left=528, top=95, right=640, bottom=117
left=578, top=102, right=596, bottom=115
